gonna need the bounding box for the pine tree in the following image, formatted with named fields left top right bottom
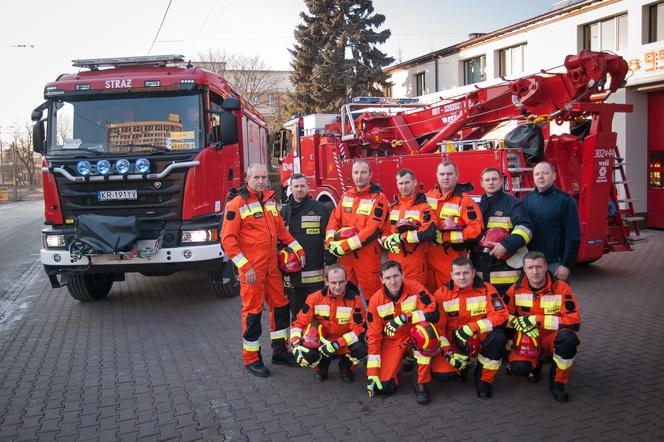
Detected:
left=287, top=0, right=394, bottom=114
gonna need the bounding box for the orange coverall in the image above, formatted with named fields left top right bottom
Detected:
left=290, top=283, right=367, bottom=362
left=425, top=184, right=483, bottom=292
left=431, top=278, right=508, bottom=384
left=326, top=183, right=389, bottom=300
left=504, top=273, right=580, bottom=384
left=381, top=193, right=436, bottom=285
left=367, top=279, right=439, bottom=387
left=221, top=186, right=304, bottom=365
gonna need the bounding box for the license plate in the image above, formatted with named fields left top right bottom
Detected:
left=96, top=190, right=138, bottom=201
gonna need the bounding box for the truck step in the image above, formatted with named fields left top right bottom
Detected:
left=617, top=198, right=638, bottom=203
left=512, top=187, right=535, bottom=192
left=614, top=180, right=630, bottom=185
left=508, top=167, right=534, bottom=172
left=622, top=216, right=644, bottom=222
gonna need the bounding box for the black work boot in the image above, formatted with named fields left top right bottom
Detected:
left=414, top=382, right=430, bottom=405
left=474, top=364, right=492, bottom=399
left=527, top=362, right=542, bottom=384
left=246, top=359, right=270, bottom=378
left=549, top=363, right=569, bottom=402
left=338, top=357, right=354, bottom=383
left=401, top=355, right=415, bottom=372
left=271, top=350, right=298, bottom=367
left=315, top=357, right=331, bottom=381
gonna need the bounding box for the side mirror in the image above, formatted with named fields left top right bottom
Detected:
left=31, top=102, right=47, bottom=122
left=219, top=111, right=238, bottom=147
left=33, top=121, right=46, bottom=154
left=222, top=97, right=241, bottom=111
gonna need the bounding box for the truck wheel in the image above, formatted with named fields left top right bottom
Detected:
left=209, top=263, right=240, bottom=298
left=66, top=273, right=114, bottom=302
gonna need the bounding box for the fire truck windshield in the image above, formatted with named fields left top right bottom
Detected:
left=47, top=94, right=203, bottom=156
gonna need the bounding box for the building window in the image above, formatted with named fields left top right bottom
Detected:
left=464, top=55, right=486, bottom=85
left=415, top=73, right=426, bottom=96
left=383, top=83, right=393, bottom=97
left=583, top=14, right=628, bottom=51
left=650, top=2, right=664, bottom=43
left=499, top=44, right=526, bottom=77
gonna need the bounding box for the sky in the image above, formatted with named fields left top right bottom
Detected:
left=0, top=0, right=556, bottom=140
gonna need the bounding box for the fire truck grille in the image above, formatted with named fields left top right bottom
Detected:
left=55, top=165, right=187, bottom=222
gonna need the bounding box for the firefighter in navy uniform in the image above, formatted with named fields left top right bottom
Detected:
left=474, top=167, right=534, bottom=298
left=280, top=173, right=333, bottom=319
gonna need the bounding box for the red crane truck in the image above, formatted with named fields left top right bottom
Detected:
left=275, top=50, right=640, bottom=264
left=33, top=55, right=269, bottom=301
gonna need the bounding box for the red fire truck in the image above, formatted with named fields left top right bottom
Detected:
left=33, top=55, right=269, bottom=301
left=275, top=50, right=640, bottom=264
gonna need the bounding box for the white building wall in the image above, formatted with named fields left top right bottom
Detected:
left=386, top=0, right=664, bottom=214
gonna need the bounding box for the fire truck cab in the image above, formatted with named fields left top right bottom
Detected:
left=33, top=55, right=268, bottom=301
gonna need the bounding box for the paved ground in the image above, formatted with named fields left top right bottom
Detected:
left=0, top=203, right=663, bottom=440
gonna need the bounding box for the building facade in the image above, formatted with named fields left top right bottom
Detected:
left=385, top=0, right=664, bottom=227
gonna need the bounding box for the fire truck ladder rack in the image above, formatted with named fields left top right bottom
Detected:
left=613, top=158, right=644, bottom=240
left=437, top=139, right=535, bottom=193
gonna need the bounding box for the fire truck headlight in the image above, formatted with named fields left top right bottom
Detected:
left=96, top=160, right=111, bottom=175
left=77, top=161, right=91, bottom=176
left=43, top=234, right=66, bottom=249
left=135, top=158, right=150, bottom=174
left=115, top=159, right=130, bottom=174
left=181, top=229, right=218, bottom=243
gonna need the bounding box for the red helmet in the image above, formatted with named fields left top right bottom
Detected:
left=277, top=246, right=302, bottom=273
left=514, top=331, right=540, bottom=359
left=409, top=321, right=441, bottom=357
left=302, top=323, right=325, bottom=349
left=479, top=227, right=510, bottom=249
left=334, top=227, right=360, bottom=241
left=396, top=218, right=421, bottom=234
left=439, top=216, right=467, bottom=231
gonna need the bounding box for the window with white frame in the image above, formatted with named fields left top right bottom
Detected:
left=650, top=2, right=664, bottom=43
left=463, top=55, right=486, bottom=85
left=499, top=43, right=526, bottom=77
left=415, top=72, right=426, bottom=96
left=583, top=14, right=628, bottom=51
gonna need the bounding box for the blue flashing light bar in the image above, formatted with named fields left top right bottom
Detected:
left=351, top=97, right=420, bottom=104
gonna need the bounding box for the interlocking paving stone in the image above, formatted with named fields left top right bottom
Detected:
left=1, top=230, right=663, bottom=440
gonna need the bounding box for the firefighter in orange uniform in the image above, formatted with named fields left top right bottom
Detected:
left=290, top=264, right=367, bottom=382
left=426, top=161, right=483, bottom=292
left=366, top=261, right=439, bottom=405
left=221, top=164, right=305, bottom=378
left=430, top=257, right=508, bottom=399
left=505, top=251, right=580, bottom=403
left=380, top=168, right=436, bottom=285
left=325, top=160, right=389, bottom=300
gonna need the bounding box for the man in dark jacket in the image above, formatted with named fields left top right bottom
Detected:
left=522, top=162, right=581, bottom=282
left=474, top=167, right=534, bottom=297
left=281, top=173, right=333, bottom=318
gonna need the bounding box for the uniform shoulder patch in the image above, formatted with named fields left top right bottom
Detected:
left=226, top=211, right=236, bottom=220
left=374, top=207, right=384, bottom=218
left=467, top=207, right=477, bottom=220
left=418, top=291, right=432, bottom=305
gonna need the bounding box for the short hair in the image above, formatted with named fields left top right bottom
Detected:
left=396, top=168, right=416, bottom=180
left=451, top=256, right=474, bottom=270
left=246, top=163, right=267, bottom=177
left=523, top=251, right=546, bottom=264
left=438, top=161, right=458, bottom=174
left=534, top=161, right=555, bottom=173
left=380, top=260, right=403, bottom=276
left=352, top=159, right=372, bottom=173
left=325, top=263, right=347, bottom=279
left=290, top=173, right=307, bottom=184
left=481, top=167, right=502, bottom=179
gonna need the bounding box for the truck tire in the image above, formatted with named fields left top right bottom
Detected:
left=66, top=273, right=114, bottom=302
left=209, top=263, right=240, bottom=298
